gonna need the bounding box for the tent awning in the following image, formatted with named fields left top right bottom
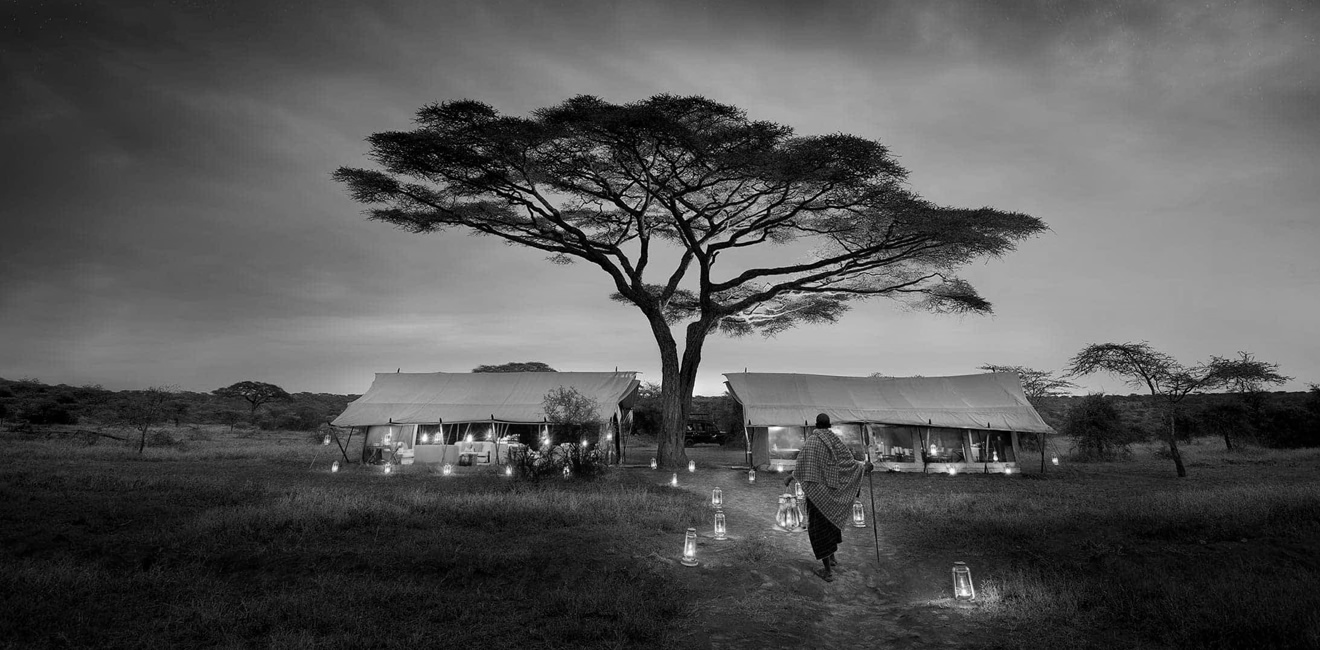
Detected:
left=332, top=372, right=640, bottom=427
left=724, top=372, right=1055, bottom=434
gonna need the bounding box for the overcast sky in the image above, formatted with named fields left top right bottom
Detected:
left=2, top=0, right=1317, bottom=397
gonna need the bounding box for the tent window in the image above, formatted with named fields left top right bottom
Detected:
left=829, top=424, right=866, bottom=459
left=768, top=426, right=805, bottom=461
left=974, top=431, right=1015, bottom=462
left=923, top=427, right=967, bottom=462
left=869, top=424, right=919, bottom=461
left=417, top=424, right=441, bottom=444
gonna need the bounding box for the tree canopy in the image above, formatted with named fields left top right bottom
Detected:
left=336, top=94, right=1048, bottom=467
left=472, top=362, right=557, bottom=373
left=212, top=381, right=291, bottom=417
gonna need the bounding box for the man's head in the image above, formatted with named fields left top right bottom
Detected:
left=815, top=413, right=831, bottom=429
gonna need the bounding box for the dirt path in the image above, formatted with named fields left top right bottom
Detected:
left=637, top=445, right=995, bottom=649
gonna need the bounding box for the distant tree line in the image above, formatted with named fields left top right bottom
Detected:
left=0, top=377, right=356, bottom=432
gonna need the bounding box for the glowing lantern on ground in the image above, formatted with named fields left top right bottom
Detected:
left=671, top=472, right=678, bottom=487
left=1052, top=455, right=1059, bottom=466
left=714, top=511, right=727, bottom=540
left=581, top=438, right=589, bottom=449
left=505, top=465, right=513, bottom=477
left=322, top=434, right=331, bottom=446
left=952, top=562, right=975, bottom=600
left=383, top=464, right=392, bottom=475
left=650, top=458, right=658, bottom=470
left=776, top=494, right=803, bottom=531
left=711, top=487, right=723, bottom=508
left=442, top=463, right=453, bottom=476
left=680, top=528, right=698, bottom=566
left=688, top=460, right=696, bottom=473
left=748, top=468, right=756, bottom=483
left=1004, top=466, right=1013, bottom=475
left=793, top=481, right=804, bottom=501
left=776, top=464, right=785, bottom=473
left=331, top=461, right=340, bottom=473
left=852, top=500, right=866, bottom=528
left=563, top=465, right=572, bottom=478
left=948, top=467, right=957, bottom=476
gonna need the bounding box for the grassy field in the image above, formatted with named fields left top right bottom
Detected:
left=0, top=427, right=708, bottom=649
left=878, top=440, right=1320, bottom=649
left=3, top=428, right=1319, bottom=649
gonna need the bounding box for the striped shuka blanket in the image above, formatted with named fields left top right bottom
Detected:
left=792, top=428, right=866, bottom=530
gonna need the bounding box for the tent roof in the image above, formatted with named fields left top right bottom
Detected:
left=724, top=372, right=1055, bottom=433
left=332, top=372, right=640, bottom=427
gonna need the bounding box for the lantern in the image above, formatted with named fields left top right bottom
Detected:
left=581, top=438, right=589, bottom=449
left=680, top=528, right=698, bottom=566
left=948, top=467, right=957, bottom=476
left=671, top=472, right=679, bottom=487
left=504, top=465, right=513, bottom=477
left=464, top=433, right=473, bottom=443
left=1004, top=466, right=1013, bottom=475
left=991, top=450, right=998, bottom=462
left=322, top=434, right=331, bottom=446
left=331, top=460, right=340, bottom=473
left=776, top=464, right=785, bottom=473
left=420, top=433, right=430, bottom=444
left=952, top=562, right=975, bottom=600
left=442, top=463, right=453, bottom=476
left=852, top=500, right=866, bottom=528
left=793, top=481, right=804, bottom=501
left=776, top=494, right=803, bottom=531
left=713, top=511, right=727, bottom=540
left=604, top=432, right=612, bottom=441
left=1052, top=455, right=1059, bottom=465
left=650, top=458, right=658, bottom=470
left=791, top=495, right=805, bottom=530
left=711, top=487, right=723, bottom=508
left=383, top=464, right=392, bottom=475
left=688, top=460, right=696, bottom=473
left=929, top=443, right=937, bottom=455
left=748, top=468, right=756, bottom=483
left=563, top=465, right=572, bottom=478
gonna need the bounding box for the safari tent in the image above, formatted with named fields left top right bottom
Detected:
left=724, top=372, right=1055, bottom=474
left=332, top=371, right=640, bottom=466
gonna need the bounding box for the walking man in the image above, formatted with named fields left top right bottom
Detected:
left=787, top=413, right=872, bottom=582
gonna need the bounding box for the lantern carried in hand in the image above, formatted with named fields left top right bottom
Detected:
left=670, top=472, right=678, bottom=487
left=747, top=468, right=756, bottom=483
left=331, top=460, right=340, bottom=473
left=713, top=511, right=727, bottom=540
left=776, top=494, right=803, bottom=531
left=851, top=499, right=866, bottom=528
left=650, top=458, right=658, bottom=470
left=680, top=528, right=698, bottom=566
left=711, top=487, right=723, bottom=508
left=793, top=480, right=804, bottom=501
left=952, top=562, right=975, bottom=600
left=442, top=463, right=453, bottom=476
left=688, top=460, right=696, bottom=473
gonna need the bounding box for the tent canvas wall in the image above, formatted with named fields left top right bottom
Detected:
left=724, top=372, right=1055, bottom=473
left=332, top=371, right=640, bottom=466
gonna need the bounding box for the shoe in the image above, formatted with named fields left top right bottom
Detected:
left=813, top=567, right=835, bottom=582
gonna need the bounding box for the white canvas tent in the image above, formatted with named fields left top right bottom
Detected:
left=724, top=372, right=1054, bottom=473
left=333, top=371, right=640, bottom=466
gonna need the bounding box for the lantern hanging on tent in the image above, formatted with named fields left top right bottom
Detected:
left=793, top=480, right=804, bottom=501
left=748, top=468, right=756, bottom=483
left=852, top=500, right=866, bottom=528
left=680, top=528, right=698, bottom=566
left=711, top=487, right=723, bottom=508
left=688, top=460, right=696, bottom=473
left=442, top=463, right=453, bottom=476
left=713, top=511, right=727, bottom=540
left=670, top=472, right=678, bottom=487
left=322, top=434, right=331, bottom=446
left=776, top=494, right=803, bottom=531
left=952, top=562, right=975, bottom=600
left=464, top=433, right=473, bottom=444
left=331, top=460, right=340, bottom=473
left=650, top=458, right=658, bottom=470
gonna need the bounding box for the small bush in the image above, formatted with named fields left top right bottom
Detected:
left=508, top=443, right=610, bottom=482
left=146, top=430, right=177, bottom=447
left=22, top=401, right=78, bottom=426
left=1062, top=394, right=1139, bottom=461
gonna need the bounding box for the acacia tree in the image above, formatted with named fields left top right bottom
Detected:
left=119, top=385, right=176, bottom=454
left=1209, top=351, right=1289, bottom=450
left=978, top=364, right=1076, bottom=472
left=335, top=95, right=1048, bottom=468
left=212, top=381, right=290, bottom=419
left=1066, top=342, right=1286, bottom=476
left=473, top=362, right=557, bottom=373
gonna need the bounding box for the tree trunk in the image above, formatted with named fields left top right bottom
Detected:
left=1223, top=431, right=1234, bottom=451
left=1167, top=412, right=1187, bottom=478
left=138, top=424, right=148, bottom=454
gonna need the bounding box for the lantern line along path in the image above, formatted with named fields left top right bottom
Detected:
left=628, top=443, right=1001, bottom=649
